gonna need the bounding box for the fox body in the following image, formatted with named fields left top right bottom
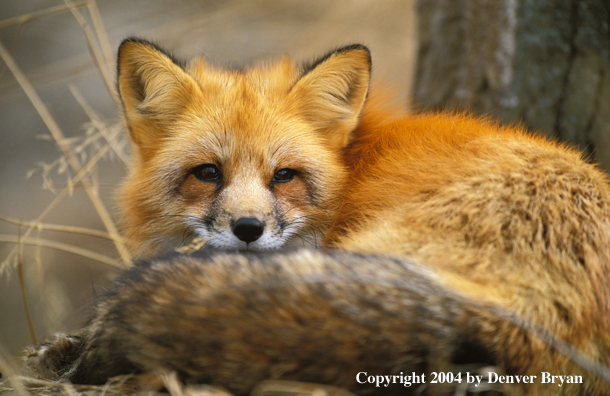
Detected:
left=326, top=105, right=610, bottom=393
left=25, top=40, right=610, bottom=395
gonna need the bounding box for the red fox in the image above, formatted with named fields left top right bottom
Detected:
left=23, top=39, right=610, bottom=395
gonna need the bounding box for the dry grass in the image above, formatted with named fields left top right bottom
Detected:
left=0, top=0, right=129, bottom=391
left=1, top=372, right=234, bottom=396
left=0, top=373, right=376, bottom=396
left=0, top=40, right=128, bottom=270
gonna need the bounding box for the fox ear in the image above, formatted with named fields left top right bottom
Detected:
left=290, top=45, right=371, bottom=149
left=117, top=38, right=200, bottom=156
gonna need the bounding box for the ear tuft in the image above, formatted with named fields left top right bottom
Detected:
left=290, top=45, right=372, bottom=150
left=301, top=44, right=371, bottom=78
left=117, top=38, right=199, bottom=154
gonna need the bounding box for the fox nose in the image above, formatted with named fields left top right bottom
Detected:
left=232, top=217, right=264, bottom=244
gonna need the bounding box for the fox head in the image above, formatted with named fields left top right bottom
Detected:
left=117, top=39, right=371, bottom=258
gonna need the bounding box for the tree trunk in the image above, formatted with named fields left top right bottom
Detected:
left=414, top=0, right=610, bottom=170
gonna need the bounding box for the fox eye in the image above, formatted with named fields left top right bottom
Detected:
left=272, top=168, right=295, bottom=183
left=192, top=164, right=221, bottom=182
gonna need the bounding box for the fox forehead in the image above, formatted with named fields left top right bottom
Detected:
left=187, top=56, right=301, bottom=98
left=159, top=121, right=326, bottom=178
left=155, top=58, right=328, bottom=172
left=185, top=61, right=306, bottom=144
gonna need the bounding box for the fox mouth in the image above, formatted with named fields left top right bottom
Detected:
left=185, top=216, right=318, bottom=252
left=187, top=226, right=288, bottom=252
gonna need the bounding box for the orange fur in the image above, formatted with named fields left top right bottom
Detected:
left=324, top=91, right=610, bottom=394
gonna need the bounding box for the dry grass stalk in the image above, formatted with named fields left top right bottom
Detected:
left=16, top=235, right=37, bottom=345
left=0, top=1, right=89, bottom=30
left=0, top=131, right=120, bottom=276
left=0, top=235, right=121, bottom=268
left=68, top=84, right=128, bottom=167
left=0, top=343, right=29, bottom=396
left=62, top=0, right=115, bottom=98
left=160, top=373, right=235, bottom=396
left=1, top=185, right=70, bottom=275
left=1, top=375, right=157, bottom=396
left=251, top=380, right=358, bottom=396
left=0, top=40, right=80, bottom=180
left=0, top=125, right=125, bottom=274
left=0, top=217, right=113, bottom=241
left=29, top=123, right=123, bottom=194
left=1, top=373, right=367, bottom=396
left=0, top=372, right=236, bottom=396
left=85, top=1, right=116, bottom=102
left=0, top=39, right=130, bottom=265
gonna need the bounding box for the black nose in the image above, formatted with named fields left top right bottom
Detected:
left=232, top=217, right=264, bottom=243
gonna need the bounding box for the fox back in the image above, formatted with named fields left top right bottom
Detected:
left=117, top=39, right=371, bottom=257
left=325, top=102, right=610, bottom=392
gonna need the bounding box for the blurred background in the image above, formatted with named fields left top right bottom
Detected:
left=1, top=0, right=608, bottom=369
left=0, top=0, right=417, bottom=361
